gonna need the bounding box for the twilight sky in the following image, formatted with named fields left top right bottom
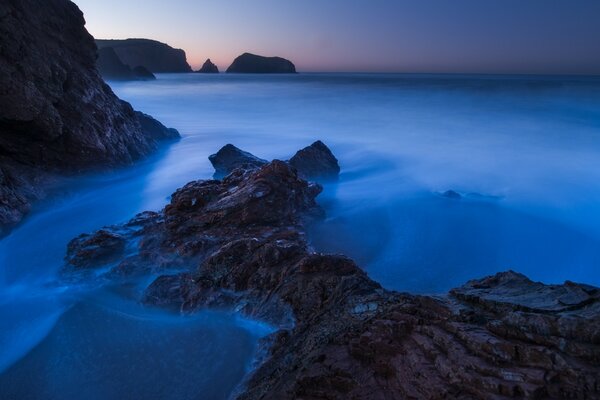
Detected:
left=74, top=0, right=600, bottom=74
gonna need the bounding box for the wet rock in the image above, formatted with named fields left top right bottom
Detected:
left=63, top=151, right=600, bottom=399
left=66, top=229, right=127, bottom=269
left=288, top=140, right=340, bottom=182
left=226, top=53, right=296, bottom=74
left=197, top=59, right=219, bottom=73
left=95, top=39, right=192, bottom=73
left=208, top=144, right=267, bottom=178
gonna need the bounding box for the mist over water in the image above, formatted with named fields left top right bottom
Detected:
left=1, top=73, right=600, bottom=398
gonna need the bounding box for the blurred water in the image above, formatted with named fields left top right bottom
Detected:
left=1, top=73, right=600, bottom=398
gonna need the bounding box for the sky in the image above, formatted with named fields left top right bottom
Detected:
left=74, top=0, right=600, bottom=74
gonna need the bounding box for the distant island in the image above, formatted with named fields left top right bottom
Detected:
left=226, top=53, right=296, bottom=73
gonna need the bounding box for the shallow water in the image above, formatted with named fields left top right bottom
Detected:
left=1, top=73, right=600, bottom=398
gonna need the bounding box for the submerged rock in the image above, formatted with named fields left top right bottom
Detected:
left=289, top=140, right=340, bottom=181
left=63, top=144, right=600, bottom=400
left=95, top=38, right=192, bottom=73
left=197, top=59, right=219, bottom=73
left=208, top=144, right=268, bottom=178
left=0, top=0, right=179, bottom=235
left=441, top=189, right=462, bottom=199
left=226, top=53, right=296, bottom=74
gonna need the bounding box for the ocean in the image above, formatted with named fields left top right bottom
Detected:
left=1, top=73, right=600, bottom=398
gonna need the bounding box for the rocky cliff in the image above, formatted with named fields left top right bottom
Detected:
left=226, top=53, right=296, bottom=74
left=95, top=39, right=192, bottom=73
left=64, top=143, right=600, bottom=399
left=97, top=47, right=156, bottom=80
left=0, top=0, right=179, bottom=235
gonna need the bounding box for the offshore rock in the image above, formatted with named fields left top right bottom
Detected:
left=197, top=59, right=219, bottom=73
left=289, top=140, right=340, bottom=182
left=96, top=38, right=192, bottom=73
left=226, top=53, right=296, bottom=74
left=208, top=144, right=268, bottom=179
left=0, top=0, right=179, bottom=235
left=63, top=145, right=600, bottom=399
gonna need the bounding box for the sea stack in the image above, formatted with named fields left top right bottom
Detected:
left=197, top=59, right=219, bottom=73
left=226, top=53, right=296, bottom=73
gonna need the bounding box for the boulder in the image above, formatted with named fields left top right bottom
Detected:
left=95, top=38, right=192, bottom=73
left=226, top=53, right=296, bottom=74
left=208, top=144, right=267, bottom=178
left=288, top=140, right=340, bottom=181
left=196, top=59, right=219, bottom=73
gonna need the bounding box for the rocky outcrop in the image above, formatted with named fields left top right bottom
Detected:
left=208, top=144, right=267, bottom=179
left=208, top=142, right=339, bottom=182
left=226, top=53, right=296, bottom=74
left=196, top=59, right=219, bottom=73
left=0, top=0, right=179, bottom=235
left=96, top=39, right=192, bottom=73
left=63, top=145, right=600, bottom=399
left=97, top=47, right=156, bottom=80
left=289, top=140, right=340, bottom=181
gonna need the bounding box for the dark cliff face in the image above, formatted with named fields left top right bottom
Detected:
left=97, top=47, right=156, bottom=80
left=0, top=0, right=179, bottom=235
left=196, top=58, right=219, bottom=73
left=95, top=39, right=192, bottom=73
left=226, top=53, right=296, bottom=74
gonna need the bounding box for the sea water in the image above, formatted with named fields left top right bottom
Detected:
left=1, top=73, right=599, bottom=398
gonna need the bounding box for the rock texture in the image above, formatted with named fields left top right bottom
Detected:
left=226, top=53, right=296, bottom=74
left=96, top=39, right=192, bottom=73
left=63, top=146, right=600, bottom=400
left=208, top=142, right=339, bottom=182
left=197, top=59, right=219, bottom=73
left=97, top=47, right=156, bottom=80
left=0, top=0, right=179, bottom=235
left=208, top=144, right=267, bottom=179
left=289, top=140, right=340, bottom=181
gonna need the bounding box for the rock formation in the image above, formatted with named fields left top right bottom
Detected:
left=197, top=59, right=219, bottom=73
left=97, top=47, right=156, bottom=80
left=0, top=0, right=179, bottom=235
left=208, top=144, right=267, bottom=179
left=226, top=53, right=296, bottom=74
left=63, top=145, right=600, bottom=400
left=289, top=140, right=340, bottom=181
left=95, top=39, right=192, bottom=73
left=209, top=142, right=340, bottom=182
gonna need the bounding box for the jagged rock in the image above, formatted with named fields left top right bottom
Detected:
left=197, top=59, right=219, bottom=73
left=0, top=0, right=179, bottom=235
left=66, top=229, right=127, bottom=269
left=208, top=144, right=268, bottom=179
left=63, top=146, right=600, bottom=400
left=226, top=53, right=296, bottom=74
left=289, top=140, right=340, bottom=181
left=96, top=39, right=192, bottom=73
